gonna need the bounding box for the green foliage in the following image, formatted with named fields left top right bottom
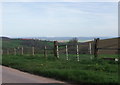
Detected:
left=2, top=39, right=23, bottom=49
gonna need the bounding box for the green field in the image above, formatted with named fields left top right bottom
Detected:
left=2, top=54, right=119, bottom=85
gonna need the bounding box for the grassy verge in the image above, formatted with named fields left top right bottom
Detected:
left=2, top=54, right=119, bottom=84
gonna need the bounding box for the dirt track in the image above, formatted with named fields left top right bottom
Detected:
left=2, top=66, right=69, bottom=84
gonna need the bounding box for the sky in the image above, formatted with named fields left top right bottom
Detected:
left=2, top=2, right=118, bottom=38
left=0, top=0, right=119, bottom=2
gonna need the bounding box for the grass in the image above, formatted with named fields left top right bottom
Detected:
left=2, top=39, right=23, bottom=48
left=2, top=54, right=119, bottom=85
left=98, top=54, right=119, bottom=58
left=2, top=39, right=54, bottom=49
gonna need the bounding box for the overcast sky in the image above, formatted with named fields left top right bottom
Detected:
left=2, top=2, right=118, bottom=38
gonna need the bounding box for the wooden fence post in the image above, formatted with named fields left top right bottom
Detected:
left=32, top=47, right=35, bottom=56
left=93, top=38, right=99, bottom=58
left=14, top=48, right=16, bottom=55
left=21, top=47, right=23, bottom=55
left=44, top=46, right=47, bottom=58
left=66, top=45, right=69, bottom=60
left=76, top=45, right=80, bottom=61
left=54, top=41, right=59, bottom=59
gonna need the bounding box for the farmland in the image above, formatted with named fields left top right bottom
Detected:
left=1, top=37, right=119, bottom=84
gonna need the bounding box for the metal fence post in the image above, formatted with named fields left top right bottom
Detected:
left=44, top=46, right=47, bottom=58
left=89, top=42, right=92, bottom=59
left=66, top=45, right=69, bottom=60
left=89, top=42, right=92, bottom=54
left=76, top=45, right=80, bottom=61
left=21, top=47, right=23, bottom=55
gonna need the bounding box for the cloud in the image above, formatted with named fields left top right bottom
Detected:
left=2, top=2, right=118, bottom=37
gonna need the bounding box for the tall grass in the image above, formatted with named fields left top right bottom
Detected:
left=2, top=54, right=119, bottom=84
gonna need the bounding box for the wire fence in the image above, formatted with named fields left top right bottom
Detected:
left=1, top=38, right=119, bottom=61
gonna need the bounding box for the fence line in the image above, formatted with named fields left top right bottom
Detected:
left=2, top=38, right=119, bottom=61
left=93, top=38, right=119, bottom=58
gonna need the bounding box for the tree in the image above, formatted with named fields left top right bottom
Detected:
left=68, top=37, right=78, bottom=54
left=68, top=37, right=78, bottom=44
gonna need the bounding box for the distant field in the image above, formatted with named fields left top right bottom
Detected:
left=2, top=39, right=54, bottom=49
left=2, top=54, right=119, bottom=84
left=2, top=39, right=23, bottom=48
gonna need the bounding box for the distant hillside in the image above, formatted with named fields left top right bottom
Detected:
left=0, top=37, right=11, bottom=40
left=19, top=37, right=110, bottom=42
left=2, top=38, right=54, bottom=49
